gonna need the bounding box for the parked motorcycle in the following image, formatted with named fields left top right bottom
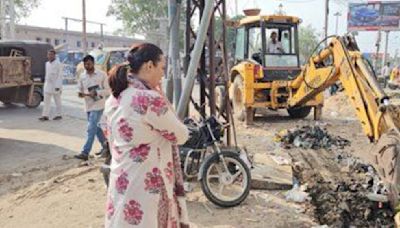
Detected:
left=99, top=116, right=251, bottom=208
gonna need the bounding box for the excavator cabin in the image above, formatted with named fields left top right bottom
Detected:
left=230, top=14, right=323, bottom=124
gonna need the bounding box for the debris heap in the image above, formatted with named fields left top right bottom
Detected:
left=276, top=125, right=351, bottom=150
left=307, top=163, right=393, bottom=227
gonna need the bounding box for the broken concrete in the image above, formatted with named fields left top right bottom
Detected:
left=251, top=153, right=293, bottom=190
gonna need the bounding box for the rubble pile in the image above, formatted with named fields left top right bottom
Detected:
left=308, top=173, right=393, bottom=227
left=294, top=149, right=394, bottom=226
left=276, top=125, right=351, bottom=150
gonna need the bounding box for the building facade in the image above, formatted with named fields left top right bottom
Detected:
left=14, top=24, right=141, bottom=50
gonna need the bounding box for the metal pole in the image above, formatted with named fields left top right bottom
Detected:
left=172, top=0, right=182, bottom=108
left=64, top=18, right=69, bottom=49
left=166, top=0, right=176, bottom=103
left=375, top=30, right=382, bottom=72
left=334, top=12, right=341, bottom=35
left=82, top=0, right=88, bottom=54
left=177, top=0, right=214, bottom=119
left=324, top=0, right=329, bottom=46
left=0, top=0, right=5, bottom=39
left=100, top=24, right=104, bottom=44
left=208, top=14, right=216, bottom=115
left=9, top=0, right=14, bottom=39
left=382, top=31, right=389, bottom=67
left=235, top=0, right=238, bottom=16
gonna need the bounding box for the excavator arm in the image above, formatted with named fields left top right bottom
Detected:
left=288, top=35, right=400, bottom=208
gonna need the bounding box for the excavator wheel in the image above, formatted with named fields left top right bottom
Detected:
left=231, top=75, right=246, bottom=122
left=372, top=130, right=400, bottom=209
left=287, top=106, right=312, bottom=119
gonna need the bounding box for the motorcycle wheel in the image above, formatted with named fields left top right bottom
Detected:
left=200, top=151, right=251, bottom=207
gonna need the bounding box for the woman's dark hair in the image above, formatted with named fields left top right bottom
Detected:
left=83, top=54, right=95, bottom=63
left=108, top=43, right=163, bottom=98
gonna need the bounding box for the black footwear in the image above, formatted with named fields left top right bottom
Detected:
left=74, top=153, right=88, bottom=161
left=53, top=116, right=62, bottom=120
left=95, top=147, right=110, bottom=158
left=39, top=116, right=49, bottom=121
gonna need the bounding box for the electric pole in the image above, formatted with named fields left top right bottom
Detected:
left=82, top=0, right=88, bottom=54
left=324, top=0, right=329, bottom=46
left=0, top=0, right=16, bottom=40
left=235, top=0, right=238, bottom=16
left=334, top=12, right=341, bottom=35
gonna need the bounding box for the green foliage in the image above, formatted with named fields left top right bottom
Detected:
left=14, top=0, right=40, bottom=19
left=299, top=24, right=320, bottom=63
left=107, top=0, right=168, bottom=35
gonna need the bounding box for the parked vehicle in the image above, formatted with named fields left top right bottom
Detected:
left=179, top=116, right=252, bottom=207
left=0, top=40, right=53, bottom=108
left=60, top=50, right=84, bottom=83
left=75, top=47, right=129, bottom=77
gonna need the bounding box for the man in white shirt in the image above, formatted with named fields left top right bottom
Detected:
left=39, top=50, right=63, bottom=121
left=267, top=32, right=284, bottom=54
left=381, top=62, right=391, bottom=88
left=74, top=55, right=110, bottom=161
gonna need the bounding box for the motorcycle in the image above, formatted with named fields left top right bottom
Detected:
left=179, top=116, right=251, bottom=207
left=99, top=116, right=252, bottom=208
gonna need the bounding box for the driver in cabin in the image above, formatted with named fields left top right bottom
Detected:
left=267, top=31, right=284, bottom=54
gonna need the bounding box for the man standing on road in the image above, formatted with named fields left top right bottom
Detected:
left=39, top=50, right=63, bottom=121
left=382, top=62, right=391, bottom=88
left=74, top=55, right=110, bottom=161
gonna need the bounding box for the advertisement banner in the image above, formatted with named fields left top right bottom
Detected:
left=348, top=1, right=400, bottom=31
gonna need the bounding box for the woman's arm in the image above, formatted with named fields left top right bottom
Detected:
left=142, top=92, right=189, bottom=145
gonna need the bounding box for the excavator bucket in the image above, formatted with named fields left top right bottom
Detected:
left=373, top=106, right=400, bottom=209
left=373, top=130, right=400, bottom=208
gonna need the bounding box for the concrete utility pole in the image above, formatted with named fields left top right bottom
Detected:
left=382, top=31, right=390, bottom=68
left=82, top=0, right=88, bottom=54
left=334, top=12, right=341, bottom=35
left=0, top=0, right=6, bottom=39
left=0, top=0, right=16, bottom=40
left=375, top=30, right=382, bottom=72
left=177, top=0, right=214, bottom=119
left=324, top=0, right=329, bottom=46
left=8, top=0, right=14, bottom=39
left=235, top=0, right=238, bottom=16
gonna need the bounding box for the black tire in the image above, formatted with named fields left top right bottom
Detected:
left=200, top=151, right=251, bottom=208
left=25, top=91, right=42, bottom=108
left=287, top=106, right=312, bottom=119
left=2, top=101, right=12, bottom=105
left=231, top=75, right=246, bottom=122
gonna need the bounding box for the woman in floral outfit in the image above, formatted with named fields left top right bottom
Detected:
left=104, top=43, right=190, bottom=227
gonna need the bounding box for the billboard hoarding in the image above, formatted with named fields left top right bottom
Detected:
left=348, top=1, right=400, bottom=31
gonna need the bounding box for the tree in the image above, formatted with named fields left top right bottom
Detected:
left=15, top=0, right=40, bottom=19
left=107, top=0, right=168, bottom=35
left=298, top=24, right=320, bottom=64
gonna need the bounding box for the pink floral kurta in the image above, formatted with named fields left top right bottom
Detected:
left=103, top=77, right=189, bottom=228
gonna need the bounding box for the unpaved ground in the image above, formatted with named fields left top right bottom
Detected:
left=0, top=87, right=395, bottom=227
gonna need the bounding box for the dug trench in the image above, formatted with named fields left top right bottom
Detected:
left=279, top=125, right=395, bottom=227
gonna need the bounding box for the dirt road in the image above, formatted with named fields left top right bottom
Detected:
left=0, top=86, right=389, bottom=227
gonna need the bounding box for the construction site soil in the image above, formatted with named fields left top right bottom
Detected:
left=1, top=90, right=400, bottom=227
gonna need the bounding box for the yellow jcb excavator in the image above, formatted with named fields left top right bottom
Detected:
left=229, top=13, right=400, bottom=211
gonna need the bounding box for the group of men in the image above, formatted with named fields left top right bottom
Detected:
left=39, top=50, right=109, bottom=161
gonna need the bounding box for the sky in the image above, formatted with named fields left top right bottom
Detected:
left=20, top=0, right=400, bottom=56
